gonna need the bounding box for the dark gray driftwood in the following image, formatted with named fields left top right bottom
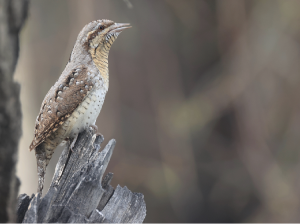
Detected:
left=17, top=129, right=146, bottom=223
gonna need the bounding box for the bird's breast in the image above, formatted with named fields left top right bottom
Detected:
left=61, top=85, right=107, bottom=138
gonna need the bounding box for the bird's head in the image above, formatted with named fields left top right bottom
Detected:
left=73, top=19, right=131, bottom=56
left=70, top=19, right=130, bottom=62
left=86, top=19, right=131, bottom=50
left=69, top=20, right=130, bottom=88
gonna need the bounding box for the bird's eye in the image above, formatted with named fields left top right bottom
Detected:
left=99, top=25, right=104, bottom=30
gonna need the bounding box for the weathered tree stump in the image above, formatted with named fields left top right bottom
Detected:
left=16, top=129, right=146, bottom=223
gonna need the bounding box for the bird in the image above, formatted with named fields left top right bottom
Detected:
left=29, top=19, right=131, bottom=194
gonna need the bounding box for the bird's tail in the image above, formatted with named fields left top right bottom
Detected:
left=34, top=142, right=55, bottom=194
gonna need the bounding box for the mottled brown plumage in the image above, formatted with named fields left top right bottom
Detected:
left=29, top=19, right=131, bottom=194
left=29, top=66, right=93, bottom=151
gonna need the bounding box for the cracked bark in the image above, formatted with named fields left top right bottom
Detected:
left=17, top=129, right=147, bottom=223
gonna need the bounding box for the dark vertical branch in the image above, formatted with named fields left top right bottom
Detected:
left=0, top=0, right=29, bottom=222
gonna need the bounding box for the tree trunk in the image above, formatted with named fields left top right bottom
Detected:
left=0, top=0, right=29, bottom=222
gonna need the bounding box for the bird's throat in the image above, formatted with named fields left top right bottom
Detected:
left=90, top=46, right=109, bottom=89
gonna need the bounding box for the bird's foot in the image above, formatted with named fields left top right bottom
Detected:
left=89, top=124, right=103, bottom=136
left=69, top=133, right=78, bottom=152
left=89, top=124, right=98, bottom=133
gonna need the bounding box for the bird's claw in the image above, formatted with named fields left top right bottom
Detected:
left=69, top=133, right=78, bottom=152
left=89, top=124, right=98, bottom=133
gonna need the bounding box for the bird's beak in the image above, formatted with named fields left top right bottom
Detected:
left=108, top=23, right=131, bottom=35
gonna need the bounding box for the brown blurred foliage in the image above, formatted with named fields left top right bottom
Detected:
left=14, top=0, right=300, bottom=222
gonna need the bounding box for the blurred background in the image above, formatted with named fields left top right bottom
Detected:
left=14, top=0, right=300, bottom=222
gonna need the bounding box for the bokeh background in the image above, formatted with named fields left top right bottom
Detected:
left=14, top=0, right=300, bottom=222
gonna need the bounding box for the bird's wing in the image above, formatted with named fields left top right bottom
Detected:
left=29, top=65, right=95, bottom=151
